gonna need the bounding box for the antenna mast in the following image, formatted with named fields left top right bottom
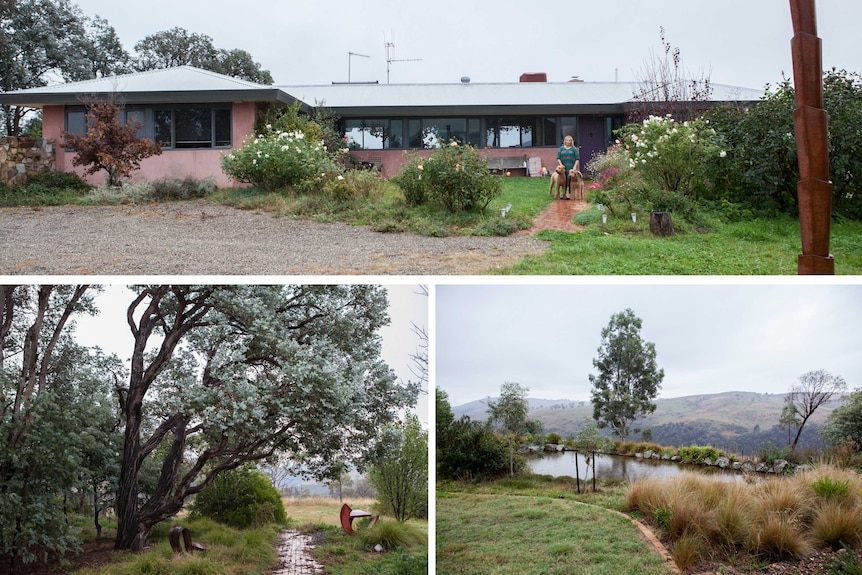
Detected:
left=384, top=33, right=421, bottom=84
left=347, top=51, right=370, bottom=83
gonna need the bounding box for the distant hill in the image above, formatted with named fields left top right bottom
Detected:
left=451, top=391, right=843, bottom=455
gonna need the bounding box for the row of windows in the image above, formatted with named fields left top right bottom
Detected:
left=65, top=105, right=232, bottom=149
left=342, top=116, right=581, bottom=150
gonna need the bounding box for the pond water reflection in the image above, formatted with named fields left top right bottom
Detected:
left=529, top=451, right=741, bottom=483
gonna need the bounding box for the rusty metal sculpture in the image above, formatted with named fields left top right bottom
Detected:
left=790, top=0, right=834, bottom=274
left=168, top=525, right=206, bottom=553
left=339, top=503, right=379, bottom=535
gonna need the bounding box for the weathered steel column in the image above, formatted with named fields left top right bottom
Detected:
left=790, top=0, right=834, bottom=274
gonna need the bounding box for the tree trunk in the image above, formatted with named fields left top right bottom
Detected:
left=649, top=211, right=675, bottom=236
left=115, top=406, right=143, bottom=550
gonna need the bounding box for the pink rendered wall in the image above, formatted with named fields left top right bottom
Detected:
left=349, top=148, right=564, bottom=179
left=44, top=101, right=257, bottom=187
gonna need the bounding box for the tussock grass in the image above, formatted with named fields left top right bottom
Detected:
left=627, top=465, right=862, bottom=569
left=812, top=502, right=862, bottom=549
left=671, top=533, right=706, bottom=572
left=357, top=520, right=426, bottom=551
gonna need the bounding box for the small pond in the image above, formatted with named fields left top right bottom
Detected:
left=529, top=451, right=742, bottom=483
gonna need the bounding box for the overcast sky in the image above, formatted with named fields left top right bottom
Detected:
left=70, top=0, right=861, bottom=90
left=435, top=282, right=862, bottom=407
left=74, top=283, right=429, bottom=423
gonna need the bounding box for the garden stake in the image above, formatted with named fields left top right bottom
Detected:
left=574, top=450, right=580, bottom=494
left=789, top=0, right=834, bottom=274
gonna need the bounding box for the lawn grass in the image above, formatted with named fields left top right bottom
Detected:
left=436, top=492, right=674, bottom=575
left=500, top=207, right=862, bottom=275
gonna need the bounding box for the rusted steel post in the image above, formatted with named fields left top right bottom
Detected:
left=789, top=0, right=834, bottom=274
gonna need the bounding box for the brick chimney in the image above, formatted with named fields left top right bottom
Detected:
left=519, top=72, right=547, bottom=82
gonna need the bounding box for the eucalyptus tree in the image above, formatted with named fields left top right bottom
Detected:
left=786, top=369, right=847, bottom=453
left=0, top=1, right=129, bottom=135
left=132, top=27, right=273, bottom=84
left=589, top=308, right=664, bottom=442
left=114, top=285, right=418, bottom=550
left=488, top=381, right=536, bottom=478
left=0, top=285, right=101, bottom=570
left=369, top=414, right=428, bottom=521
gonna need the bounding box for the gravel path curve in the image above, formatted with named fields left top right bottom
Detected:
left=0, top=200, right=548, bottom=276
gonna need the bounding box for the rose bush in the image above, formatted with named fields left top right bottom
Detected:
left=392, top=142, right=502, bottom=213
left=617, top=114, right=727, bottom=197
left=221, top=125, right=340, bottom=192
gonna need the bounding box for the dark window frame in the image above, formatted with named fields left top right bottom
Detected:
left=64, top=103, right=232, bottom=150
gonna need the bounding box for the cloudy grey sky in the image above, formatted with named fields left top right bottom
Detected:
left=435, top=282, right=862, bottom=407
left=71, top=0, right=861, bottom=90
left=74, top=283, right=429, bottom=423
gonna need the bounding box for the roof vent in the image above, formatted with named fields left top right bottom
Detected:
left=460, top=76, right=470, bottom=84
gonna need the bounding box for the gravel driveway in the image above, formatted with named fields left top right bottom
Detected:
left=0, top=200, right=548, bottom=275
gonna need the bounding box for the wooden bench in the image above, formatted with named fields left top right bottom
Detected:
left=487, top=155, right=527, bottom=173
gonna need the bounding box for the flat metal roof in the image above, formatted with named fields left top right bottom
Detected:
left=282, top=81, right=764, bottom=116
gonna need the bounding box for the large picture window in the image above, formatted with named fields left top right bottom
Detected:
left=155, top=106, right=232, bottom=149
left=340, top=115, right=584, bottom=150
left=65, top=104, right=232, bottom=150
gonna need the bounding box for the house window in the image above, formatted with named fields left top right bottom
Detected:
left=486, top=117, right=536, bottom=148
left=155, top=106, right=232, bottom=149
left=344, top=119, right=384, bottom=150
left=560, top=116, right=578, bottom=145
left=65, top=109, right=86, bottom=136
left=65, top=104, right=231, bottom=150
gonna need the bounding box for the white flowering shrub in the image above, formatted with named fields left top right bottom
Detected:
left=221, top=125, right=340, bottom=192
left=618, top=115, right=727, bottom=197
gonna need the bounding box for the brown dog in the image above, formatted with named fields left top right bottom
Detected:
left=568, top=169, right=585, bottom=200
left=549, top=165, right=566, bottom=199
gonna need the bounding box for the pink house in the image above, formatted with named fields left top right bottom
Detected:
left=0, top=66, right=302, bottom=187
left=0, top=66, right=762, bottom=184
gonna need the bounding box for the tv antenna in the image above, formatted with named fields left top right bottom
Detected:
left=384, top=33, right=421, bottom=84
left=347, top=51, right=370, bottom=83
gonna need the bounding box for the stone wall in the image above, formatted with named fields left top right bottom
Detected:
left=0, top=137, right=57, bottom=186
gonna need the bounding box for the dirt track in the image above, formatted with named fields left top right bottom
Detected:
left=0, top=200, right=549, bottom=276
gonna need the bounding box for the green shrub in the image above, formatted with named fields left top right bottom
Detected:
left=148, top=177, right=216, bottom=200
left=391, top=143, right=502, bottom=213
left=189, top=465, right=286, bottom=528
left=23, top=170, right=91, bottom=191
left=677, top=445, right=723, bottom=465
left=760, top=442, right=793, bottom=465
left=812, top=476, right=851, bottom=500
